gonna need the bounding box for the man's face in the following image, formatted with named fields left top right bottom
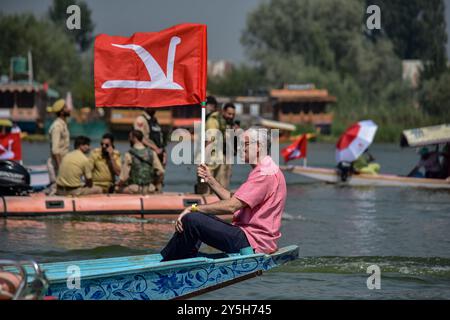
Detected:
left=101, top=138, right=112, bottom=151
left=100, top=139, right=111, bottom=150
left=80, top=144, right=90, bottom=154
left=222, top=107, right=236, bottom=124
left=242, top=134, right=258, bottom=164
left=63, top=106, right=71, bottom=117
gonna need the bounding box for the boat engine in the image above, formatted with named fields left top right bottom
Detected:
left=336, top=161, right=353, bottom=182
left=0, top=160, right=31, bottom=196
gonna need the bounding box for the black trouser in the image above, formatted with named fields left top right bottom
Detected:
left=161, top=212, right=251, bottom=261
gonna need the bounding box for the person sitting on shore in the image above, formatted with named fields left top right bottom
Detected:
left=352, top=148, right=380, bottom=175
left=56, top=136, right=103, bottom=196
left=160, top=128, right=287, bottom=261
left=116, top=130, right=164, bottom=194
left=408, top=147, right=442, bottom=179
left=89, top=133, right=121, bottom=193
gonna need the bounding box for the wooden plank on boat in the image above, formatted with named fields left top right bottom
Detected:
left=281, top=165, right=450, bottom=189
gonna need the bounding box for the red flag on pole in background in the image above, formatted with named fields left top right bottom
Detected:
left=281, top=134, right=308, bottom=163
left=0, top=133, right=22, bottom=161
left=94, top=23, right=207, bottom=108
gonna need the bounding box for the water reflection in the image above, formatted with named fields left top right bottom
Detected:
left=0, top=218, right=175, bottom=261
left=347, top=188, right=379, bottom=255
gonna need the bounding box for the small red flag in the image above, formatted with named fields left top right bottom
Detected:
left=0, top=133, right=22, bottom=161
left=94, top=23, right=207, bottom=108
left=281, top=134, right=308, bottom=163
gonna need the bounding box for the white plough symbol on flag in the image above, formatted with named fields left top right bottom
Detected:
left=101, top=36, right=183, bottom=90
left=0, top=139, right=15, bottom=160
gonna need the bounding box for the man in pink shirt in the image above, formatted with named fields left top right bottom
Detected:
left=161, top=128, right=287, bottom=261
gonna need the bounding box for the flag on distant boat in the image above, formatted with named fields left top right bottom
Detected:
left=336, top=120, right=377, bottom=163
left=0, top=133, right=22, bottom=161
left=94, top=23, right=207, bottom=108
left=281, top=134, right=308, bottom=162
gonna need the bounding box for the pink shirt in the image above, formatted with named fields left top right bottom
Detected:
left=233, top=156, right=287, bottom=254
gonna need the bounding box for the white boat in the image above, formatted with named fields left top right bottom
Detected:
left=281, top=165, right=450, bottom=189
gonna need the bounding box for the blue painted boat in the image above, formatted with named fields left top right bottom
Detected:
left=28, top=245, right=298, bottom=300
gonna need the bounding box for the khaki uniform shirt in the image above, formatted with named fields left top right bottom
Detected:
left=56, top=150, right=91, bottom=188
left=89, top=148, right=121, bottom=189
left=205, top=111, right=230, bottom=166
left=48, top=118, right=70, bottom=157
left=119, top=143, right=164, bottom=183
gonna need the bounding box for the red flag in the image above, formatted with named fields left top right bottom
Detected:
left=281, top=134, right=308, bottom=162
left=94, top=23, right=207, bottom=108
left=0, top=133, right=22, bottom=161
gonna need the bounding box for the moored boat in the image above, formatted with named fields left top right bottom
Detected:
left=281, top=165, right=450, bottom=189
left=0, top=192, right=220, bottom=219
left=31, top=245, right=298, bottom=300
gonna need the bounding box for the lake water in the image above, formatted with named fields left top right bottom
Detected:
left=1, top=141, right=449, bottom=299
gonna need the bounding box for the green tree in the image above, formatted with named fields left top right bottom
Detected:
left=208, top=65, right=266, bottom=96
left=241, top=0, right=402, bottom=105
left=0, top=13, right=81, bottom=92
left=419, top=69, right=450, bottom=120
left=366, top=0, right=448, bottom=79
left=48, top=0, right=95, bottom=52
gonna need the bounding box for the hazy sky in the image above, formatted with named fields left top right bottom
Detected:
left=1, top=0, right=450, bottom=62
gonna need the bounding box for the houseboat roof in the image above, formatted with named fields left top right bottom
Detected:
left=0, top=81, right=59, bottom=98
left=400, top=124, right=450, bottom=147
left=270, top=89, right=336, bottom=103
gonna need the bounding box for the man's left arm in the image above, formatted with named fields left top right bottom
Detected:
left=175, top=196, right=246, bottom=233
left=196, top=196, right=246, bottom=215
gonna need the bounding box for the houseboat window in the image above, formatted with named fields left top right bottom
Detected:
left=0, top=91, right=14, bottom=109
left=234, top=103, right=243, bottom=115
left=17, top=91, right=34, bottom=108
left=281, top=104, right=290, bottom=114
left=250, top=104, right=260, bottom=116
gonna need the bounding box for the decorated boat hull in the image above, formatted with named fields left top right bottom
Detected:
left=37, top=245, right=299, bottom=300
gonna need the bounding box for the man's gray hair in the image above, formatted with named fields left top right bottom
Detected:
left=244, top=126, right=272, bottom=155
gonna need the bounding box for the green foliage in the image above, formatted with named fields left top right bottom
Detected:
left=72, top=49, right=95, bottom=107
left=48, top=0, right=95, bottom=52
left=0, top=13, right=81, bottom=91
left=419, top=69, right=450, bottom=121
left=232, top=0, right=448, bottom=141
left=208, top=65, right=266, bottom=96
left=366, top=0, right=448, bottom=79
left=241, top=0, right=403, bottom=104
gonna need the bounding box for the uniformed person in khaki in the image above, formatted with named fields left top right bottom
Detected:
left=89, top=133, right=121, bottom=193
left=56, top=136, right=102, bottom=196
left=198, top=103, right=236, bottom=194
left=116, top=130, right=164, bottom=194
left=46, top=99, right=70, bottom=195
left=134, top=110, right=166, bottom=192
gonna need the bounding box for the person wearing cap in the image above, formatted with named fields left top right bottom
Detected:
left=408, top=147, right=442, bottom=179
left=46, top=99, right=70, bottom=195
left=0, top=119, right=13, bottom=135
